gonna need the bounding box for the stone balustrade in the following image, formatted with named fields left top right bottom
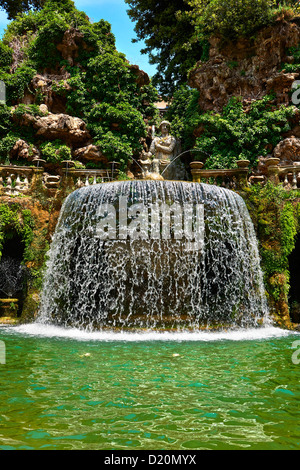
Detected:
left=278, top=165, right=300, bottom=190
left=0, top=165, right=36, bottom=195
left=190, top=160, right=249, bottom=189
left=65, top=168, right=119, bottom=189
left=263, top=158, right=300, bottom=189
left=3, top=159, right=300, bottom=197
left=0, top=165, right=120, bottom=196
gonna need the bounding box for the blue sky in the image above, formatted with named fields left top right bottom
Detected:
left=0, top=0, right=157, bottom=77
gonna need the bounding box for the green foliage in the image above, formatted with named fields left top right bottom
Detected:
left=246, top=182, right=299, bottom=311
left=165, top=84, right=201, bottom=150
left=0, top=133, right=18, bottom=162
left=188, top=0, right=281, bottom=40
left=94, top=132, right=134, bottom=166
left=40, top=140, right=72, bottom=163
left=117, top=170, right=131, bottom=181
left=61, top=48, right=158, bottom=167
left=0, top=62, right=36, bottom=104
left=280, top=201, right=297, bottom=259
left=0, top=42, right=13, bottom=72
left=3, top=11, right=41, bottom=39
left=282, top=44, right=300, bottom=73
left=28, top=15, right=70, bottom=69
left=195, top=96, right=295, bottom=169
left=0, top=104, right=12, bottom=138
left=12, top=103, right=46, bottom=117
left=0, top=0, right=42, bottom=20
left=0, top=205, right=34, bottom=262
left=167, top=92, right=296, bottom=169
left=124, top=0, right=203, bottom=96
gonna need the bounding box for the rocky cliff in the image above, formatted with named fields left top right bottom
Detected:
left=186, top=16, right=300, bottom=171
left=189, top=17, right=300, bottom=112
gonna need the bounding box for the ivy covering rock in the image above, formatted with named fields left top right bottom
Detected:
left=0, top=0, right=159, bottom=171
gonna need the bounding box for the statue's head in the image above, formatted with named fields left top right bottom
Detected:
left=159, top=120, right=171, bottom=134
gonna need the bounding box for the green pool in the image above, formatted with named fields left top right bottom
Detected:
left=0, top=324, right=299, bottom=450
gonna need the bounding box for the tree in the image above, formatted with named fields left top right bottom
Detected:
left=0, top=0, right=43, bottom=19
left=187, top=0, right=277, bottom=40
left=0, top=0, right=77, bottom=19
left=124, top=0, right=204, bottom=97
left=125, top=0, right=300, bottom=95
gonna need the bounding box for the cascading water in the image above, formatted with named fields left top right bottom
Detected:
left=38, top=181, right=269, bottom=330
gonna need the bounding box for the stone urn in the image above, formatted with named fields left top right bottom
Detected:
left=236, top=159, right=250, bottom=168
left=190, top=161, right=204, bottom=170
left=62, top=160, right=75, bottom=169
left=265, top=157, right=280, bottom=167
left=32, top=157, right=46, bottom=168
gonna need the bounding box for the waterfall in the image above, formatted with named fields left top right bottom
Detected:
left=38, top=181, right=269, bottom=330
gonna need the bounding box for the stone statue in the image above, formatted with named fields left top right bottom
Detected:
left=139, top=120, right=188, bottom=181
left=149, top=120, right=177, bottom=166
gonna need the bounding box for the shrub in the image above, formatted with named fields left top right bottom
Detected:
left=0, top=104, right=12, bottom=138
left=195, top=96, right=295, bottom=168
left=165, top=84, right=201, bottom=150
left=40, top=140, right=72, bottom=163
left=0, top=62, right=36, bottom=104
left=0, top=134, right=18, bottom=161
left=0, top=42, right=13, bottom=72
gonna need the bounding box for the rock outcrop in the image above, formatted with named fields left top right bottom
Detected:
left=12, top=109, right=91, bottom=148
left=34, top=113, right=91, bottom=146
left=21, top=72, right=71, bottom=114
left=10, top=139, right=40, bottom=162
left=189, top=19, right=300, bottom=112
left=73, top=144, right=105, bottom=163
left=273, top=136, right=300, bottom=164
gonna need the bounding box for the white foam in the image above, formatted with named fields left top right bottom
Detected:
left=3, top=323, right=297, bottom=342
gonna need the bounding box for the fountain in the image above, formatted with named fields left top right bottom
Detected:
left=38, top=179, right=269, bottom=331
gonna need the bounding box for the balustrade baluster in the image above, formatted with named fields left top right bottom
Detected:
left=6, top=175, right=12, bottom=195
left=292, top=170, right=297, bottom=190
left=15, top=174, right=22, bottom=193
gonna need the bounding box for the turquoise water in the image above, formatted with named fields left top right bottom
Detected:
left=0, top=324, right=299, bottom=450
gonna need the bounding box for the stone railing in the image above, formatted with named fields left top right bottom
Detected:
left=278, top=165, right=300, bottom=189
left=190, top=160, right=249, bottom=189
left=263, top=158, right=300, bottom=190
left=0, top=164, right=120, bottom=196
left=0, top=166, right=37, bottom=196
left=65, top=168, right=119, bottom=189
